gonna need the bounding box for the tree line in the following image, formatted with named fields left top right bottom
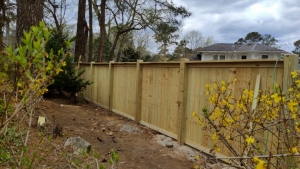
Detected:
left=0, top=1, right=299, bottom=63
left=0, top=0, right=211, bottom=62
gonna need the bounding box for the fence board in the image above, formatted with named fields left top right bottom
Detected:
left=140, top=65, right=180, bottom=136
left=93, top=65, right=109, bottom=108
left=112, top=65, right=136, bottom=119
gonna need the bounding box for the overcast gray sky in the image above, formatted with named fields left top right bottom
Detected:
left=173, top=0, right=300, bottom=51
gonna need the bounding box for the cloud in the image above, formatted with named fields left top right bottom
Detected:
left=173, top=0, right=300, bottom=51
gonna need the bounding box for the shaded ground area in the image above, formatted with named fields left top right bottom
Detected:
left=29, top=98, right=198, bottom=168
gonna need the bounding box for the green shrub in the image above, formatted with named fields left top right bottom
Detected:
left=45, top=30, right=91, bottom=98
left=51, top=55, right=92, bottom=97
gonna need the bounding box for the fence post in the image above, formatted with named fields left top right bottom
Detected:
left=135, top=60, right=143, bottom=122
left=108, top=61, right=114, bottom=111
left=283, top=54, right=299, bottom=94
left=77, top=55, right=82, bottom=69
left=90, top=62, right=95, bottom=102
left=177, top=58, right=189, bottom=145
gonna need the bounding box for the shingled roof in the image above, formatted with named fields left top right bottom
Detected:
left=199, top=43, right=285, bottom=52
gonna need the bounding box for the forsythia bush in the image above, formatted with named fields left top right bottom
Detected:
left=0, top=22, right=69, bottom=167
left=193, top=72, right=300, bottom=169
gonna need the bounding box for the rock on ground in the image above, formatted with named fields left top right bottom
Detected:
left=64, top=136, right=91, bottom=154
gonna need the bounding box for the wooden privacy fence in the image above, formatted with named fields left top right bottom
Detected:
left=77, top=54, right=299, bottom=156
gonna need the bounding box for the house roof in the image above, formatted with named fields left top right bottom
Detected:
left=199, top=42, right=285, bottom=52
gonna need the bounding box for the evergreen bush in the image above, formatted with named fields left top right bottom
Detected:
left=45, top=30, right=91, bottom=98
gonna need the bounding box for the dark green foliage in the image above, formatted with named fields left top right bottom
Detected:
left=235, top=32, right=278, bottom=47
left=141, top=54, right=152, bottom=62
left=45, top=30, right=91, bottom=97
left=51, top=56, right=92, bottom=97
left=244, top=32, right=263, bottom=43
left=45, top=30, right=68, bottom=59
left=292, top=40, right=300, bottom=56
left=172, top=40, right=191, bottom=60
left=92, top=36, right=112, bottom=62
left=120, top=47, right=141, bottom=62
left=154, top=22, right=179, bottom=44
left=0, top=127, right=25, bottom=164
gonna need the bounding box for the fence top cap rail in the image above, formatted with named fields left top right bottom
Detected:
left=187, top=59, right=283, bottom=64
left=75, top=59, right=284, bottom=65
left=80, top=62, right=110, bottom=65
left=140, top=61, right=180, bottom=64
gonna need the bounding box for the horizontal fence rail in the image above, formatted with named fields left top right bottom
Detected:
left=77, top=54, right=299, bottom=157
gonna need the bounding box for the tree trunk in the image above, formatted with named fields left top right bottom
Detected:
left=96, top=0, right=106, bottom=62
left=115, top=34, right=127, bottom=62
left=0, top=0, right=5, bottom=51
left=109, top=32, right=120, bottom=61
left=87, top=0, right=93, bottom=62
left=5, top=0, right=10, bottom=46
left=16, top=0, right=45, bottom=45
left=74, top=0, right=88, bottom=62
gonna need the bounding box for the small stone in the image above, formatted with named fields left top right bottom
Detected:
left=64, top=137, right=91, bottom=154
left=166, top=142, right=173, bottom=148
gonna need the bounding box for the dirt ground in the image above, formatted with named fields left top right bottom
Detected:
left=27, top=97, right=202, bottom=169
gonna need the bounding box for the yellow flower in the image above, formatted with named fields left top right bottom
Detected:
left=297, top=93, right=300, bottom=99
left=18, top=90, right=24, bottom=94
left=288, top=100, right=298, bottom=112
left=213, top=145, right=221, bottom=152
left=205, top=84, right=210, bottom=88
left=17, top=82, right=22, bottom=87
left=192, top=112, right=197, bottom=117
left=194, top=155, right=200, bottom=161
left=46, top=65, right=51, bottom=71
left=271, top=93, right=281, bottom=103
left=253, top=157, right=267, bottom=169
left=55, top=68, right=63, bottom=74
left=210, top=107, right=221, bottom=120
left=197, top=118, right=204, bottom=126
left=213, top=82, right=217, bottom=88
left=228, top=104, right=234, bottom=110
left=291, top=71, right=298, bottom=79
left=291, top=113, right=297, bottom=119
left=225, top=118, right=234, bottom=124
left=62, top=61, right=67, bottom=67
left=205, top=91, right=209, bottom=95
left=221, top=81, right=226, bottom=85
left=233, top=78, right=237, bottom=83
left=220, top=86, right=226, bottom=92
left=245, top=135, right=255, bottom=146
left=291, top=147, right=299, bottom=154
left=193, top=164, right=199, bottom=169
left=211, top=133, right=218, bottom=140
left=261, top=95, right=268, bottom=101
left=209, top=95, right=216, bottom=103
